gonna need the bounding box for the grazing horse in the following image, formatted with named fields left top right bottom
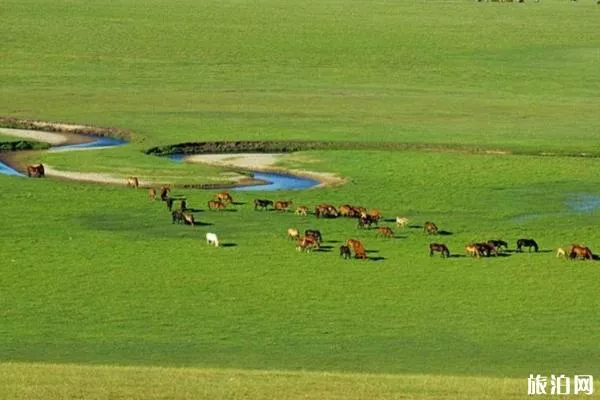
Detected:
left=295, top=206, right=308, bottom=216
left=315, top=204, right=338, bottom=218
left=171, top=210, right=184, bottom=224
left=556, top=248, right=566, bottom=258
left=569, top=244, right=593, bottom=260
left=339, top=204, right=358, bottom=218
left=148, top=188, right=157, bottom=200
left=254, top=199, right=273, bottom=210
left=296, top=236, right=319, bottom=252
left=274, top=200, right=293, bottom=212
left=287, top=228, right=299, bottom=240
left=516, top=239, right=539, bottom=253
left=305, top=229, right=323, bottom=244
left=345, top=239, right=368, bottom=260
left=396, top=217, right=409, bottom=228
left=339, top=245, right=352, bottom=259
left=216, top=192, right=233, bottom=204
left=466, top=244, right=481, bottom=258
left=368, top=209, right=382, bottom=220
left=487, top=240, right=508, bottom=251
left=357, top=214, right=378, bottom=229
left=208, top=200, right=226, bottom=210
left=26, top=163, right=45, bottom=177
left=206, top=232, right=219, bottom=247
left=376, top=226, right=394, bottom=238
left=127, top=177, right=139, bottom=188
left=183, top=213, right=195, bottom=226
left=160, top=186, right=170, bottom=201
left=476, top=242, right=498, bottom=257
left=165, top=197, right=174, bottom=212
left=429, top=243, right=450, bottom=258
left=424, top=221, right=438, bottom=234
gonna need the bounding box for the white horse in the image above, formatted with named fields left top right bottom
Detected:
left=396, top=217, right=409, bottom=228
left=206, top=232, right=219, bottom=247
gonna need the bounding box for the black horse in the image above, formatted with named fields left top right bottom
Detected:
left=339, top=245, right=352, bottom=259
left=171, top=209, right=184, bottom=224
left=516, top=239, right=539, bottom=252
left=254, top=199, right=273, bottom=210
left=165, top=197, right=174, bottom=212
left=429, top=243, right=450, bottom=258
left=305, top=229, right=323, bottom=243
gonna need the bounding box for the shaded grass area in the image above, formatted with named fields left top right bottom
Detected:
left=1, top=151, right=599, bottom=379
left=0, top=363, right=534, bottom=400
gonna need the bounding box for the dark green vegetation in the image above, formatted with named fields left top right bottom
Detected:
left=2, top=0, right=600, bottom=398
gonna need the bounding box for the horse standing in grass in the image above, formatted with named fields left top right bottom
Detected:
left=376, top=227, right=393, bottom=238
left=254, top=199, right=273, bottom=210
left=487, top=240, right=508, bottom=251
left=208, top=200, right=226, bottom=210
left=216, top=192, right=233, bottom=204
left=429, top=243, right=450, bottom=258
left=346, top=239, right=368, bottom=260
left=466, top=244, right=481, bottom=258
left=26, top=163, right=45, bottom=177
left=295, top=206, right=308, bottom=216
left=148, top=188, right=157, bottom=200
left=304, top=229, right=323, bottom=244
left=160, top=186, right=170, bottom=201
left=396, top=217, right=409, bottom=228
left=569, top=244, right=593, bottom=260
left=339, top=245, right=352, bottom=259
left=424, top=221, right=438, bottom=234
left=516, top=239, right=538, bottom=252
left=287, top=228, right=299, bottom=240
left=274, top=200, right=293, bottom=212
left=206, top=232, right=219, bottom=247
left=127, top=177, right=139, bottom=188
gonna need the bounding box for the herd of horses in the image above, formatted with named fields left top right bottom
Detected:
left=21, top=168, right=596, bottom=262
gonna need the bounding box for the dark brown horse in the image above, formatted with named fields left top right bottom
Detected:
left=305, top=229, right=323, bottom=244
left=357, top=214, right=378, bottom=229
left=26, top=163, right=45, bottom=177
left=160, top=186, right=170, bottom=201
left=516, top=239, right=538, bottom=252
left=339, top=245, right=352, bottom=259
left=429, top=243, right=450, bottom=258
left=487, top=240, right=508, bottom=251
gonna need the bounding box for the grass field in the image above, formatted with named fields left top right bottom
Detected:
left=2, top=0, right=600, bottom=398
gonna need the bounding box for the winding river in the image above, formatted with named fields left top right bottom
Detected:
left=0, top=133, right=320, bottom=191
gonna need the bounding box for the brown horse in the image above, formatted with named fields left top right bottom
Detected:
left=357, top=214, right=378, bottom=229
left=346, top=239, right=368, bottom=260
left=208, top=200, right=226, bottom=210
left=339, top=204, right=360, bottom=218
left=424, top=221, right=439, bottom=234
left=274, top=200, right=293, bottom=212
left=569, top=244, right=593, bottom=260
left=315, top=204, right=338, bottom=218
left=26, top=163, right=45, bottom=178
left=216, top=192, right=233, bottom=204
left=376, top=226, right=394, bottom=238
left=127, top=177, right=139, bottom=188
left=476, top=242, right=498, bottom=257
left=296, top=236, right=319, bottom=253
left=148, top=188, right=157, bottom=200
left=429, top=243, right=450, bottom=258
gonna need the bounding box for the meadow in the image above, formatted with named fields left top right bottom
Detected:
left=1, top=0, right=600, bottom=398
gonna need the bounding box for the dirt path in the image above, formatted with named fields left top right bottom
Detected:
left=0, top=127, right=70, bottom=145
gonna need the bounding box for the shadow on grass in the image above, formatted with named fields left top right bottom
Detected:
left=220, top=243, right=237, bottom=248
left=438, top=230, right=453, bottom=236
left=366, top=249, right=379, bottom=254
left=447, top=254, right=466, bottom=258
left=369, top=256, right=386, bottom=262
left=231, top=201, right=246, bottom=206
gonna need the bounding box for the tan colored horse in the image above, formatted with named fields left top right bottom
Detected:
left=216, top=192, right=233, bottom=204
left=148, top=188, right=157, bottom=200
left=126, top=177, right=139, bottom=188
left=396, top=217, right=409, bottom=228
left=295, top=206, right=308, bottom=216
left=208, top=200, right=226, bottom=210
left=466, top=244, right=481, bottom=258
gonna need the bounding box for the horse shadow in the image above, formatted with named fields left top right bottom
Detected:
left=366, top=249, right=379, bottom=254
left=537, top=250, right=553, bottom=254
left=592, top=254, right=600, bottom=261
left=220, top=209, right=238, bottom=212
left=408, top=224, right=422, bottom=229
left=438, top=230, right=453, bottom=236
left=220, top=243, right=237, bottom=248
left=369, top=256, right=386, bottom=262
left=186, top=208, right=204, bottom=213
left=325, top=240, right=340, bottom=244
left=232, top=201, right=246, bottom=206
left=383, top=218, right=397, bottom=223
left=447, top=254, right=465, bottom=258
left=315, top=247, right=332, bottom=253
left=193, top=221, right=213, bottom=226
left=391, top=235, right=407, bottom=239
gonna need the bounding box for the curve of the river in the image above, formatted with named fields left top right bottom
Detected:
left=0, top=134, right=320, bottom=191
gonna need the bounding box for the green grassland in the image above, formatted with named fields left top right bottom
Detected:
left=2, top=0, right=600, bottom=398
